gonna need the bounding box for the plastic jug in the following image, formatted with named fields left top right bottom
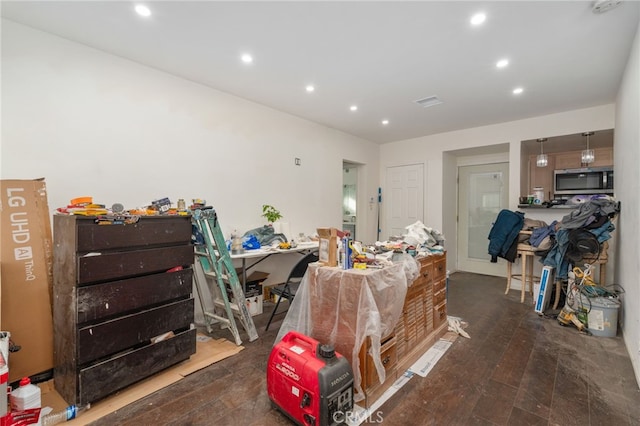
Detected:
left=10, top=376, right=42, bottom=411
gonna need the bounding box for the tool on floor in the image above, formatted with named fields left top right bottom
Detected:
left=267, top=331, right=354, bottom=426
left=557, top=305, right=587, bottom=332
left=557, top=268, right=591, bottom=333
left=192, top=208, right=258, bottom=345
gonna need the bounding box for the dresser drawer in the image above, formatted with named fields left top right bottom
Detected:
left=433, top=288, right=446, bottom=306
left=77, top=268, right=193, bottom=324
left=76, top=216, right=192, bottom=252
left=78, top=327, right=196, bottom=405
left=78, top=244, right=194, bottom=284
left=77, top=298, right=194, bottom=365
left=418, top=257, right=433, bottom=282
left=433, top=256, right=446, bottom=281
left=407, top=275, right=427, bottom=298
left=433, top=277, right=446, bottom=293
left=365, top=336, right=397, bottom=389
left=433, top=302, right=447, bottom=330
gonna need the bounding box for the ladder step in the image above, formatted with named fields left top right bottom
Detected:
left=191, top=208, right=258, bottom=345
left=204, top=312, right=232, bottom=326
left=203, top=271, right=232, bottom=282
left=214, top=299, right=241, bottom=312
left=195, top=249, right=222, bottom=258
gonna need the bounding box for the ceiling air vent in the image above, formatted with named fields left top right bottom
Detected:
left=592, top=0, right=622, bottom=14
left=415, top=96, right=443, bottom=108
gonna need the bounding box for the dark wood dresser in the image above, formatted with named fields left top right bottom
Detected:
left=53, top=215, right=196, bottom=405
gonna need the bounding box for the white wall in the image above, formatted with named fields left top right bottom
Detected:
left=380, top=104, right=616, bottom=272
left=0, top=20, right=381, bottom=283
left=615, top=19, right=640, bottom=385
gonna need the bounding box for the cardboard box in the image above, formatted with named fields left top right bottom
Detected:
left=0, top=179, right=54, bottom=381
left=229, top=270, right=269, bottom=299
left=317, top=227, right=338, bottom=267
left=245, top=281, right=262, bottom=298
left=263, top=284, right=279, bottom=303
left=245, top=271, right=269, bottom=297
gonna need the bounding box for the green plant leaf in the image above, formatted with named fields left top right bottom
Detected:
left=261, top=204, right=282, bottom=222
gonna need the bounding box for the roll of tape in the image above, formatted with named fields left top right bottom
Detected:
left=112, top=203, right=124, bottom=214
left=70, top=196, right=92, bottom=206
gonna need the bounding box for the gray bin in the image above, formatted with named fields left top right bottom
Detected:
left=587, top=297, right=620, bottom=337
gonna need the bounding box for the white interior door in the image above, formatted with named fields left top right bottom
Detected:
left=385, top=164, right=424, bottom=239
left=457, top=163, right=509, bottom=276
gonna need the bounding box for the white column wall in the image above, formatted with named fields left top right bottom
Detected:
left=615, top=19, right=640, bottom=386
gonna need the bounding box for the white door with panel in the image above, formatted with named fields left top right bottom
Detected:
left=457, top=163, right=509, bottom=276
left=385, top=164, right=424, bottom=239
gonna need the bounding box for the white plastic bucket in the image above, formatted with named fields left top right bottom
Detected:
left=587, top=297, right=620, bottom=337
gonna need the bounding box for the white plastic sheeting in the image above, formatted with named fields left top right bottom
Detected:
left=275, top=253, right=419, bottom=402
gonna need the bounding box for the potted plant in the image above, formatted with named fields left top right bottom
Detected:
left=262, top=204, right=282, bottom=224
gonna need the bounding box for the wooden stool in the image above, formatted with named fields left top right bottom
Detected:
left=581, top=240, right=609, bottom=284
left=553, top=241, right=609, bottom=309
left=505, top=243, right=538, bottom=303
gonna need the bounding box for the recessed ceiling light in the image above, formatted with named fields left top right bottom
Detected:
left=241, top=54, right=253, bottom=64
left=496, top=59, right=509, bottom=68
left=134, top=4, right=151, bottom=17
left=382, top=120, right=389, bottom=126
left=470, top=13, right=486, bottom=26
left=305, top=85, right=315, bottom=93
left=350, top=105, right=358, bottom=112
left=513, top=87, right=524, bottom=95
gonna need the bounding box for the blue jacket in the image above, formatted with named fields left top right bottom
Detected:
left=488, top=210, right=524, bottom=263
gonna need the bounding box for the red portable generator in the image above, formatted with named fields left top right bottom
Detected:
left=267, top=331, right=354, bottom=426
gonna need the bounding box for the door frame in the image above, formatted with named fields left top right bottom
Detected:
left=443, top=148, right=510, bottom=277
left=457, top=162, right=509, bottom=276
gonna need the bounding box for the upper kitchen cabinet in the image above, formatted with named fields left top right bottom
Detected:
left=554, top=147, right=613, bottom=169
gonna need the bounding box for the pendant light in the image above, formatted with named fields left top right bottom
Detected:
left=581, top=131, right=595, bottom=164
left=536, top=138, right=548, bottom=167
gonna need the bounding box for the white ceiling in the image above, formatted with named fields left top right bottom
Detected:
left=2, top=1, right=639, bottom=144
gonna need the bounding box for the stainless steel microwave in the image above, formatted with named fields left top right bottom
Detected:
left=554, top=166, right=614, bottom=195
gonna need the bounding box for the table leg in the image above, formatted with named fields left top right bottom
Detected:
left=553, top=280, right=562, bottom=309
left=521, top=254, right=527, bottom=303
left=528, top=255, right=534, bottom=298
left=241, top=259, right=247, bottom=293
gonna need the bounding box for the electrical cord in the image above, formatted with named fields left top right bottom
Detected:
left=565, top=264, right=624, bottom=315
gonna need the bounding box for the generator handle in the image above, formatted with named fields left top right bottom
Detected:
left=282, top=331, right=319, bottom=354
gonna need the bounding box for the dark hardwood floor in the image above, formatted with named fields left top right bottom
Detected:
left=89, top=271, right=640, bottom=425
